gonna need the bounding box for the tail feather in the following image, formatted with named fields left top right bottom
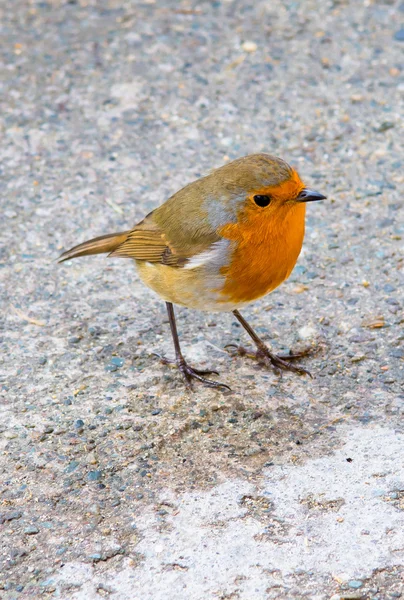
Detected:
left=58, top=231, right=130, bottom=263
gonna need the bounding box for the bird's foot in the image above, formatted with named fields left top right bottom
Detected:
left=178, top=361, right=231, bottom=390
left=154, top=353, right=231, bottom=390
left=226, top=344, right=312, bottom=377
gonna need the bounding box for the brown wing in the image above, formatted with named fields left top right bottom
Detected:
left=60, top=184, right=221, bottom=268
left=108, top=215, right=189, bottom=267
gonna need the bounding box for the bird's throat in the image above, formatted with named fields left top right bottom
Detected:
left=218, top=203, right=306, bottom=304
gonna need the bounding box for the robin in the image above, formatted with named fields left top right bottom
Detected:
left=59, top=153, right=326, bottom=390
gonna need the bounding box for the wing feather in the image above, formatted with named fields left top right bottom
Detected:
left=110, top=227, right=187, bottom=267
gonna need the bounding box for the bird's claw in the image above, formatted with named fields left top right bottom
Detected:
left=178, top=362, right=230, bottom=391
left=227, top=344, right=313, bottom=378
left=256, top=348, right=312, bottom=377
left=153, top=353, right=230, bottom=391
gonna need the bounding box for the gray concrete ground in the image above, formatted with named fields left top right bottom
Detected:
left=1, top=0, right=403, bottom=598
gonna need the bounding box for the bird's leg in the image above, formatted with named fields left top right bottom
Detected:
left=159, top=302, right=230, bottom=390
left=229, top=309, right=312, bottom=377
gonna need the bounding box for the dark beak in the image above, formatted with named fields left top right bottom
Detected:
left=297, top=188, right=327, bottom=202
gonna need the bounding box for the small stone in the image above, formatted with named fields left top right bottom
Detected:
left=89, top=553, right=102, bottom=562
left=298, top=325, right=316, bottom=340
left=3, top=431, right=18, bottom=439
left=351, top=355, right=366, bottom=363
left=40, top=579, right=55, bottom=590
left=349, top=332, right=374, bottom=343
left=110, top=357, right=124, bottom=367
left=151, top=409, right=161, bottom=415
left=75, top=419, right=85, bottom=429
left=241, top=41, right=257, bottom=52
left=375, top=121, right=395, bottom=132
left=394, top=28, right=404, bottom=41
left=244, top=447, right=262, bottom=456
left=69, top=336, right=81, bottom=344
left=24, top=525, right=39, bottom=535
left=348, top=580, right=363, bottom=589
left=0, top=510, right=23, bottom=524
left=38, top=356, right=47, bottom=365
left=88, top=452, right=98, bottom=465
left=87, top=470, right=102, bottom=481
left=65, top=460, right=79, bottom=473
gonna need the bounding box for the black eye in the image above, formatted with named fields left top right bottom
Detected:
left=253, top=195, right=271, bottom=207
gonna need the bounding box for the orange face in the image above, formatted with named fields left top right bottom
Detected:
left=218, top=169, right=307, bottom=304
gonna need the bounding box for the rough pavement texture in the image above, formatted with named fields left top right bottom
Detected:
left=1, top=0, right=403, bottom=598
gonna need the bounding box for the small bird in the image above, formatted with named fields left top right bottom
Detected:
left=59, top=153, right=326, bottom=390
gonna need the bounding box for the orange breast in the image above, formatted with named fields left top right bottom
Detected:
left=218, top=203, right=306, bottom=304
